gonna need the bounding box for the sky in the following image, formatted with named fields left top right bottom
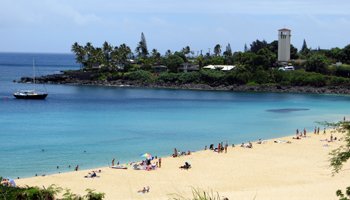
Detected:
left=1, top=0, right=350, bottom=54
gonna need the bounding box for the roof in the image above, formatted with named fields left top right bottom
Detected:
left=203, top=65, right=236, bottom=71
left=278, top=28, right=291, bottom=31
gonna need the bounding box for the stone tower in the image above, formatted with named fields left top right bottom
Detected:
left=278, top=28, right=291, bottom=62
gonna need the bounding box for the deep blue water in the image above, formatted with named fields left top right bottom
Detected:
left=0, top=52, right=349, bottom=178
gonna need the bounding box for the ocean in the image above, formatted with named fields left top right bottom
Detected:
left=0, top=52, right=349, bottom=178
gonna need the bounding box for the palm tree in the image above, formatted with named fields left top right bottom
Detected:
left=71, top=42, right=86, bottom=68
left=102, top=41, right=113, bottom=67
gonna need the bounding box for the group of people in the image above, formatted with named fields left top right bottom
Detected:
left=240, top=141, right=253, bottom=148
left=1, top=178, right=16, bottom=187
left=205, top=142, right=229, bottom=153
left=172, top=148, right=191, bottom=157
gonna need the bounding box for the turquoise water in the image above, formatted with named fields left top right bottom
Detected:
left=0, top=53, right=349, bottom=178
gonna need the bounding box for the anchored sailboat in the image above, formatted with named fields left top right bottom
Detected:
left=13, top=60, right=48, bottom=100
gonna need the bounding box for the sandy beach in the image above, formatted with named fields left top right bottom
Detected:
left=16, top=129, right=350, bottom=200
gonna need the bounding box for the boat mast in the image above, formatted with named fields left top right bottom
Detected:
left=33, top=59, right=36, bottom=90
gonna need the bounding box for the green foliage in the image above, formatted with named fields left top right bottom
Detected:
left=164, top=54, right=185, bottom=73
left=178, top=72, right=201, bottom=84
left=199, top=70, right=225, bottom=86
left=84, top=189, right=105, bottom=200
left=305, top=54, right=329, bottom=74
left=0, top=185, right=104, bottom=200
left=135, top=32, right=149, bottom=58
left=336, top=187, right=350, bottom=200
left=62, top=189, right=83, bottom=200
left=333, top=65, right=350, bottom=78
left=124, top=70, right=154, bottom=83
left=328, top=121, right=350, bottom=174
left=170, top=188, right=226, bottom=200
left=157, top=73, right=180, bottom=83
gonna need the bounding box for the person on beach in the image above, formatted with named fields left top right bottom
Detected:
left=296, top=129, right=299, bottom=136
left=314, top=127, right=316, bottom=134
left=75, top=165, right=79, bottom=171
left=303, top=128, right=306, bottom=137
left=224, top=143, right=228, bottom=153
left=317, top=127, right=320, bottom=134
left=138, top=186, right=150, bottom=193
left=330, top=134, right=333, bottom=142
left=173, top=148, right=178, bottom=157
left=158, top=157, right=161, bottom=168
left=324, top=128, right=326, bottom=134
left=112, top=158, right=115, bottom=166
left=218, top=143, right=221, bottom=153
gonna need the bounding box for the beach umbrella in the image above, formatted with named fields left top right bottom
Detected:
left=140, top=153, right=152, bottom=159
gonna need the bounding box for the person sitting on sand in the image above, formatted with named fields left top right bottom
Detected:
left=240, top=143, right=245, bottom=147
left=257, top=139, right=262, bottom=144
left=84, top=171, right=98, bottom=178
left=180, top=162, right=191, bottom=169
left=292, top=136, right=301, bottom=140
left=247, top=142, right=253, bottom=148
left=138, top=186, right=150, bottom=193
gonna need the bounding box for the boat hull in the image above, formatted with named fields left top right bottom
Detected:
left=13, top=93, right=48, bottom=100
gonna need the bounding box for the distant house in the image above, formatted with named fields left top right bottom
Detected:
left=152, top=65, right=168, bottom=73
left=203, top=65, right=236, bottom=71
left=178, top=63, right=199, bottom=72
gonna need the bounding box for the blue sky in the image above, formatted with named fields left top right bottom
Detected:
left=1, top=0, right=350, bottom=54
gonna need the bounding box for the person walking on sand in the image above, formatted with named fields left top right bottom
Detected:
left=317, top=127, right=320, bottom=134
left=112, top=158, right=115, bottom=166
left=303, top=128, right=306, bottom=137
left=158, top=157, right=161, bottom=168
left=224, top=143, right=228, bottom=153
left=218, top=143, right=221, bottom=153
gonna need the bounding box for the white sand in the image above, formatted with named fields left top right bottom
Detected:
left=16, top=129, right=350, bottom=200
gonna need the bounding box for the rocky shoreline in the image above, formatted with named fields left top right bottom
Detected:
left=17, top=72, right=350, bottom=95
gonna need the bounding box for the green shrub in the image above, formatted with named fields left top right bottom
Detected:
left=84, top=189, right=105, bottom=200
left=157, top=73, right=180, bottom=83
left=199, top=70, right=225, bottom=85
left=178, top=72, right=201, bottom=84
left=124, top=70, right=154, bottom=83
left=170, top=188, right=226, bottom=200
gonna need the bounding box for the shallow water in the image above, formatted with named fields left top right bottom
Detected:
left=0, top=53, right=349, bottom=178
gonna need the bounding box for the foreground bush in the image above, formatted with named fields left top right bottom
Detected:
left=0, top=184, right=105, bottom=200
left=170, top=188, right=228, bottom=200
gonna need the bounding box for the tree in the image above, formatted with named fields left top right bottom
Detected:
left=250, top=40, right=268, bottom=53
left=244, top=43, right=249, bottom=52
left=165, top=54, right=184, bottom=73
left=102, top=41, right=113, bottom=66
left=223, top=43, right=232, bottom=57
left=300, top=39, right=310, bottom=56
left=214, top=44, right=221, bottom=56
left=304, top=53, right=329, bottom=74
left=181, top=46, right=191, bottom=56
left=135, top=32, right=149, bottom=58
left=71, top=42, right=86, bottom=67
left=328, top=121, right=350, bottom=200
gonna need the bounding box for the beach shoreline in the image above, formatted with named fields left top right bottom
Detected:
left=15, top=128, right=350, bottom=200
